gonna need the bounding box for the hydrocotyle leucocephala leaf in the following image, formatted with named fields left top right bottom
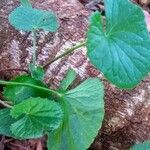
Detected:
left=9, top=6, right=59, bottom=32
left=87, top=0, right=150, bottom=89
left=10, top=97, right=63, bottom=139
left=48, top=78, right=104, bottom=150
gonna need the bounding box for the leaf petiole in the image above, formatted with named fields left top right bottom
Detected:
left=0, top=80, right=62, bottom=98
left=32, top=30, right=37, bottom=66
left=43, top=41, right=86, bottom=68
left=0, top=99, right=13, bottom=108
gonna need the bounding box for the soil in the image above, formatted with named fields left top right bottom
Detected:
left=0, top=0, right=150, bottom=150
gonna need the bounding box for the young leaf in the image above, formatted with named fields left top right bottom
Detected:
left=131, top=141, right=150, bottom=150
left=87, top=0, right=150, bottom=89
left=29, top=64, right=45, bottom=81
left=0, top=108, right=16, bottom=137
left=9, top=6, right=59, bottom=32
left=3, top=75, right=50, bottom=104
left=48, top=78, right=104, bottom=150
left=11, top=97, right=63, bottom=139
left=60, top=69, right=76, bottom=91
left=20, top=0, right=32, bottom=7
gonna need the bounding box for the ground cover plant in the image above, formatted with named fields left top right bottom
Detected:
left=0, top=0, right=150, bottom=149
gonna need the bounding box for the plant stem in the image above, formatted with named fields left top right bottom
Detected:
left=43, top=41, right=86, bottom=69
left=0, top=80, right=62, bottom=98
left=32, top=30, right=37, bottom=66
left=0, top=99, right=13, bottom=108
left=0, top=68, right=28, bottom=73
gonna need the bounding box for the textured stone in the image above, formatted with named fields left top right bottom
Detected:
left=0, top=0, right=150, bottom=150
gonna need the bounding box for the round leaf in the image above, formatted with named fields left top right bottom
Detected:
left=9, top=6, right=59, bottom=32
left=87, top=0, right=150, bottom=89
left=48, top=78, right=104, bottom=150
left=11, top=97, right=63, bottom=139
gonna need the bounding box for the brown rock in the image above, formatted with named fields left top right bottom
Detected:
left=140, top=0, right=150, bottom=5
left=0, top=0, right=150, bottom=150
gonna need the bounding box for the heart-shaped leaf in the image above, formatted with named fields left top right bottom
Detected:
left=9, top=6, right=59, bottom=32
left=87, top=0, right=150, bottom=88
left=11, top=97, right=63, bottom=139
left=48, top=78, right=104, bottom=150
left=3, top=75, right=50, bottom=104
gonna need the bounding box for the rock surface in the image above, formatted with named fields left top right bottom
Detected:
left=0, top=0, right=150, bottom=150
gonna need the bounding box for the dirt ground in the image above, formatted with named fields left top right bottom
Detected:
left=0, top=0, right=150, bottom=149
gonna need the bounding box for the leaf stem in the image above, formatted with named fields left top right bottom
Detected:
left=32, top=30, right=37, bottom=66
left=43, top=41, right=86, bottom=69
left=0, top=99, right=13, bottom=108
left=0, top=80, right=62, bottom=98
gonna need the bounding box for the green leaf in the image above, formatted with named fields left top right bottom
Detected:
left=48, top=78, right=104, bottom=150
left=9, top=6, right=59, bottom=32
left=11, top=97, right=63, bottom=139
left=20, top=0, right=32, bottom=7
left=29, top=64, right=45, bottom=81
left=87, top=0, right=150, bottom=89
left=60, top=69, right=76, bottom=91
left=3, top=75, right=50, bottom=104
left=131, top=141, right=150, bottom=150
left=0, top=108, right=16, bottom=137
